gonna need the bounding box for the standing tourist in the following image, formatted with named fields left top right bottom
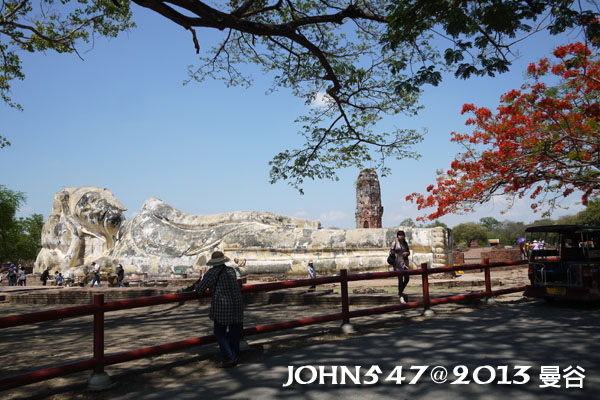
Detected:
left=391, top=230, right=411, bottom=304
left=40, top=267, right=50, bottom=286
left=519, top=240, right=527, bottom=260
left=194, top=251, right=244, bottom=368
left=116, top=264, right=125, bottom=287
left=90, top=262, right=102, bottom=288
left=17, top=265, right=26, bottom=286
left=307, top=260, right=316, bottom=291
left=7, top=264, right=17, bottom=286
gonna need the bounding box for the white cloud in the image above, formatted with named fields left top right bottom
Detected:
left=311, top=91, right=334, bottom=108
left=294, top=210, right=308, bottom=217
left=319, top=210, right=348, bottom=222
left=383, top=204, right=421, bottom=227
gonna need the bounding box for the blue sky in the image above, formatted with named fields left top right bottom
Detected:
left=0, top=6, right=587, bottom=229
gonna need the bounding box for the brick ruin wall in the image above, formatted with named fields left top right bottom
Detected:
left=355, top=169, right=383, bottom=229
left=480, top=248, right=523, bottom=264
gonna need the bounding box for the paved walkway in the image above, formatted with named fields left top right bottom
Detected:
left=5, top=297, right=596, bottom=400
left=0, top=268, right=530, bottom=399
left=93, top=300, right=600, bottom=400
left=164, top=300, right=598, bottom=400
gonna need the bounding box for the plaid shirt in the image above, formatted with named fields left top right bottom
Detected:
left=195, top=264, right=243, bottom=325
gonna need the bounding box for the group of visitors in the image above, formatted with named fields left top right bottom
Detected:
left=520, top=239, right=547, bottom=259
left=4, top=264, right=27, bottom=286
left=89, top=262, right=126, bottom=288
left=40, top=268, right=64, bottom=286
left=531, top=239, right=546, bottom=251
left=37, top=262, right=126, bottom=287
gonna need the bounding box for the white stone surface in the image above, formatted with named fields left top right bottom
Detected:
left=35, top=186, right=126, bottom=274
left=35, top=187, right=453, bottom=277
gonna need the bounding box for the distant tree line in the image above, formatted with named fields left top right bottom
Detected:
left=400, top=199, right=600, bottom=248
left=0, top=185, right=44, bottom=266
left=453, top=199, right=600, bottom=247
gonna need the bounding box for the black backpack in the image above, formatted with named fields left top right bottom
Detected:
left=387, top=251, right=396, bottom=266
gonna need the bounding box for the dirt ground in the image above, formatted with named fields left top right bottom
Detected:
left=0, top=268, right=529, bottom=399
left=315, top=267, right=528, bottom=294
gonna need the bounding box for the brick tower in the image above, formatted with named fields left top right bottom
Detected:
left=355, top=168, right=383, bottom=228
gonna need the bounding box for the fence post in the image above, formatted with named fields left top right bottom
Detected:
left=421, top=262, right=434, bottom=316
left=483, top=258, right=495, bottom=304
left=340, top=269, right=354, bottom=333
left=483, top=258, right=491, bottom=293
left=238, top=278, right=249, bottom=351
left=88, top=294, right=112, bottom=391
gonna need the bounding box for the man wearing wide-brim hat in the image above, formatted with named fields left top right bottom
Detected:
left=194, top=250, right=244, bottom=368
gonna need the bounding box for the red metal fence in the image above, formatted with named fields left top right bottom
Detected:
left=0, top=259, right=527, bottom=391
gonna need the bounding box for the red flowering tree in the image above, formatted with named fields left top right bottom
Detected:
left=407, top=42, right=600, bottom=221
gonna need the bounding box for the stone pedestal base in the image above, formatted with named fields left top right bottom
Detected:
left=341, top=323, right=355, bottom=334
left=423, top=309, right=435, bottom=317
left=87, top=372, right=112, bottom=391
